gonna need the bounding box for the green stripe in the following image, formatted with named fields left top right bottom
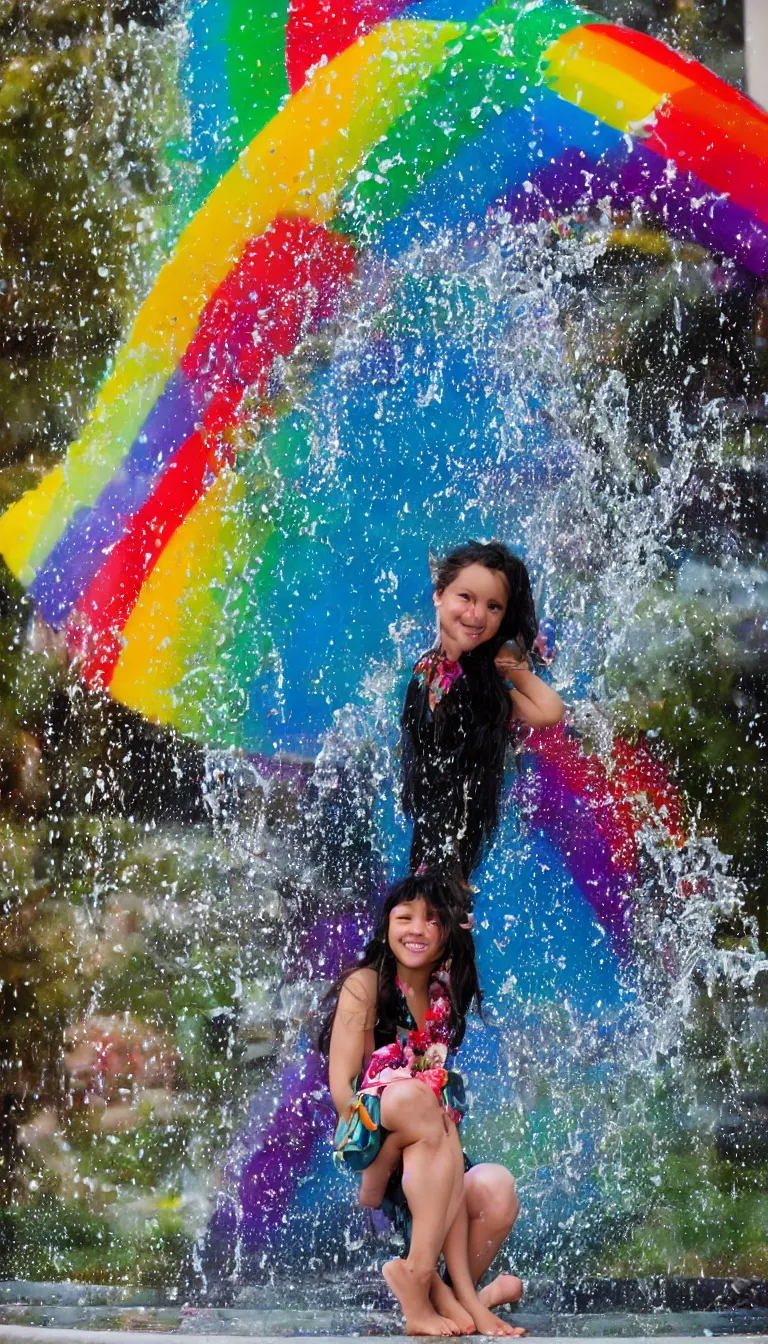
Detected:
left=494, top=1, right=593, bottom=75
left=178, top=413, right=323, bottom=746
left=333, top=0, right=594, bottom=242
left=226, top=0, right=291, bottom=151
left=335, top=22, right=519, bottom=239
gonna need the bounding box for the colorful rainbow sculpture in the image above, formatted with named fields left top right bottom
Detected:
left=3, top=0, right=743, bottom=1256
left=1, top=0, right=766, bottom=741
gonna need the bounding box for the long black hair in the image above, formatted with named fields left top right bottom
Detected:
left=318, top=870, right=482, bottom=1056
left=402, top=540, right=538, bottom=880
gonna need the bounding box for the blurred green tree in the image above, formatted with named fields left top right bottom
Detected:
left=0, top=0, right=185, bottom=508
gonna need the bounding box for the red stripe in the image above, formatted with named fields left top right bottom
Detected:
left=67, top=217, right=357, bottom=690
left=183, top=216, right=357, bottom=396
left=528, top=725, right=684, bottom=873
left=66, top=390, right=239, bottom=691
left=608, top=737, right=685, bottom=846
left=528, top=727, right=637, bottom=872
left=285, top=0, right=410, bottom=93
left=646, top=84, right=768, bottom=226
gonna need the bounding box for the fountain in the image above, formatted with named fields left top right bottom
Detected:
left=0, top=0, right=767, bottom=1334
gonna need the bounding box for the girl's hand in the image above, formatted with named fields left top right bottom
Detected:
left=495, top=642, right=528, bottom=679
left=496, top=643, right=565, bottom=729
left=338, top=1094, right=357, bottom=1121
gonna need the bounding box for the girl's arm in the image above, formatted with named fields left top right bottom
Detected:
left=328, top=968, right=378, bottom=1116
left=495, top=645, right=565, bottom=729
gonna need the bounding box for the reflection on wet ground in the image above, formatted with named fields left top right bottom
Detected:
left=1, top=1281, right=768, bottom=1337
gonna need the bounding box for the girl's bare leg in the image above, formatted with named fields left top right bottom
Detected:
left=422, top=1144, right=475, bottom=1334
left=441, top=1135, right=518, bottom=1337
left=465, top=1165, right=524, bottom=1317
left=379, top=1082, right=459, bottom=1336
left=427, top=1146, right=476, bottom=1335
left=359, top=1131, right=403, bottom=1208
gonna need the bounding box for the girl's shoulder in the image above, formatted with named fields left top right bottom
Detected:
left=338, top=966, right=378, bottom=1007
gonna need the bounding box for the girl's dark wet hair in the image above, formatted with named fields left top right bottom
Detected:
left=317, top=870, right=482, bottom=1056
left=403, top=540, right=538, bottom=880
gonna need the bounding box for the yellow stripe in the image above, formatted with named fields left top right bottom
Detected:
left=108, top=470, right=240, bottom=722
left=0, top=465, right=64, bottom=583
left=0, top=19, right=460, bottom=586
left=108, top=468, right=274, bottom=736
left=607, top=225, right=707, bottom=262
left=543, top=25, right=692, bottom=132
left=0, top=357, right=167, bottom=586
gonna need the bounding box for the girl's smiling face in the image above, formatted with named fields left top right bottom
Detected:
left=388, top=897, right=446, bottom=974
left=434, top=562, right=509, bottom=659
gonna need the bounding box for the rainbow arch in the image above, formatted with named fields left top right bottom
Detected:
left=0, top=1, right=727, bottom=1246
left=1, top=2, right=766, bottom=734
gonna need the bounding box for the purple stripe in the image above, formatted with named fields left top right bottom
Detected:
left=245, top=752, right=315, bottom=786
left=219, top=911, right=376, bottom=1243
left=237, top=1052, right=326, bottom=1246
left=521, top=763, right=635, bottom=962
left=503, top=139, right=768, bottom=279
left=291, top=911, right=371, bottom=983
left=29, top=370, right=198, bottom=628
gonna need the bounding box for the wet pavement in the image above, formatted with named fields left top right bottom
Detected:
left=0, top=1282, right=767, bottom=1338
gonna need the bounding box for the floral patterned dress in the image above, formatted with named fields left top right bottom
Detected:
left=359, top=965, right=466, bottom=1124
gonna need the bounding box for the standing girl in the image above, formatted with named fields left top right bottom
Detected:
left=323, top=871, right=524, bottom=1337
left=402, top=540, right=564, bottom=883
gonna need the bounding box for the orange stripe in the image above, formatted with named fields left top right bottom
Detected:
left=577, top=23, right=694, bottom=99
left=664, top=80, right=768, bottom=162
left=590, top=22, right=768, bottom=122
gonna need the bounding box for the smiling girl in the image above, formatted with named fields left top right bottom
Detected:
left=402, top=540, right=564, bottom=883
left=323, top=872, right=524, bottom=1337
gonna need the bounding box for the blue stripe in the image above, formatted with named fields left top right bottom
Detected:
left=400, top=0, right=488, bottom=21
left=372, top=86, right=624, bottom=257
left=184, top=2, right=234, bottom=180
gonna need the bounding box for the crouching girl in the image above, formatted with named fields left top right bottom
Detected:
left=321, top=872, right=525, bottom=1337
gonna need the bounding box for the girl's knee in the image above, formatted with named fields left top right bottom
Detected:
left=467, top=1163, right=518, bottom=1228
left=381, top=1081, right=442, bottom=1132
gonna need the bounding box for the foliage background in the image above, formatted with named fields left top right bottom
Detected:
left=0, top=0, right=767, bottom=1288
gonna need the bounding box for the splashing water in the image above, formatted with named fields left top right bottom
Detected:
left=2, top=0, right=767, bottom=1300
left=2, top=205, right=765, bottom=1286
left=186, top=216, right=768, bottom=1285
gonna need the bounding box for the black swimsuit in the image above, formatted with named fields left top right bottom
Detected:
left=401, top=653, right=508, bottom=881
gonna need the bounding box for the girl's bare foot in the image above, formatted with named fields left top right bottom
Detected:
left=383, top=1258, right=459, bottom=1336
left=478, top=1274, right=524, bottom=1310
left=430, top=1273, right=475, bottom=1334
left=465, top=1301, right=521, bottom=1337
